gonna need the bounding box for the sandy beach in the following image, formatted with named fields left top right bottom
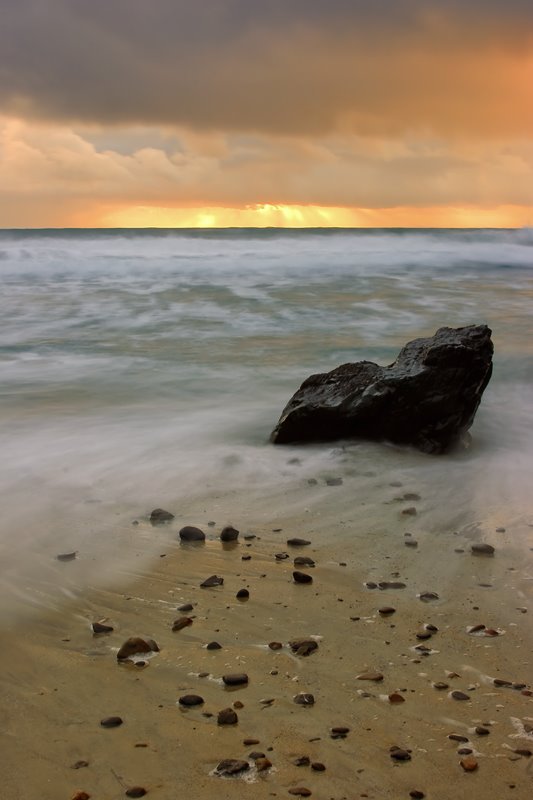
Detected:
left=3, top=468, right=533, bottom=800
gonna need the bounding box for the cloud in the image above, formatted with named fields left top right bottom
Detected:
left=1, top=116, right=532, bottom=226
left=1, top=1, right=532, bottom=137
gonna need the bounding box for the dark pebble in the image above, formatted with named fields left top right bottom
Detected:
left=288, top=788, right=312, bottom=797
left=289, top=638, right=318, bottom=656
left=56, top=551, right=77, bottom=561
left=179, top=525, right=205, bottom=542
left=294, top=556, right=315, bottom=568
left=236, top=589, right=249, bottom=600
left=294, top=693, right=315, bottom=705
left=390, top=748, right=411, bottom=761
left=416, top=631, right=432, bottom=640
left=241, top=555, right=252, bottom=561
left=293, top=756, right=311, bottom=766
left=293, top=571, right=313, bottom=584
left=378, top=606, right=396, bottom=616
left=401, top=507, right=417, bottom=516
left=287, top=538, right=311, bottom=547
left=177, top=603, right=194, bottom=612
left=222, top=673, right=249, bottom=686
left=311, top=762, right=326, bottom=771
left=220, top=526, right=239, bottom=542
left=275, top=552, right=289, bottom=560
left=100, top=716, right=123, bottom=728
left=471, top=543, right=495, bottom=556
left=172, top=617, right=193, bottom=632
left=117, top=637, right=158, bottom=661
left=433, top=682, right=449, bottom=690
left=178, top=695, right=204, bottom=707
left=475, top=726, right=490, bottom=736
left=451, top=691, right=470, bottom=701
left=410, top=792, right=425, bottom=799
left=217, top=708, right=238, bottom=725
left=493, top=678, right=513, bottom=687
left=71, top=760, right=89, bottom=769
left=326, top=477, right=343, bottom=486
left=458, top=748, right=473, bottom=755
left=92, top=622, right=114, bottom=634
left=365, top=581, right=378, bottom=589
left=448, top=734, right=469, bottom=742
left=243, top=738, right=260, bottom=746
left=514, top=749, right=532, bottom=757
left=125, top=788, right=147, bottom=798
left=405, top=540, right=418, bottom=548
left=378, top=581, right=406, bottom=589
left=248, top=751, right=265, bottom=760
left=206, top=641, right=222, bottom=650
left=255, top=757, right=272, bottom=772
left=150, top=508, right=174, bottom=524
left=419, top=591, right=439, bottom=602
left=269, top=641, right=283, bottom=650
left=215, top=759, right=250, bottom=776
left=200, top=575, right=224, bottom=588
left=331, top=726, right=350, bottom=735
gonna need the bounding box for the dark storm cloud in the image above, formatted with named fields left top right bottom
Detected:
left=0, top=1, right=532, bottom=135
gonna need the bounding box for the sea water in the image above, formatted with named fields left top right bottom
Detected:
left=1, top=228, right=532, bottom=610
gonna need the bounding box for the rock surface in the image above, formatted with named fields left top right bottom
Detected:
left=270, top=325, right=493, bottom=453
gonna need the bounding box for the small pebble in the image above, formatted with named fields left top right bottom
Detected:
left=255, top=757, right=272, bottom=772
left=215, top=759, right=249, bottom=776
left=311, top=762, right=326, bottom=771
left=356, top=672, right=383, bottom=682
left=451, top=691, right=470, bottom=701
left=287, top=538, right=311, bottom=546
left=389, top=693, right=405, bottom=703
left=125, top=789, right=147, bottom=798
left=236, top=589, right=249, bottom=600
left=294, top=693, right=315, bottom=705
left=220, top=526, right=239, bottom=542
left=419, top=591, right=439, bottom=602
left=293, top=571, right=313, bottom=584
left=206, top=641, right=222, bottom=650
left=172, top=617, right=193, bottom=632
left=100, top=716, right=123, bottom=728
left=217, top=708, right=238, bottom=725
left=201, top=575, right=224, bottom=588
left=179, top=525, right=205, bottom=542
left=178, top=695, right=204, bottom=707
left=92, top=622, right=113, bottom=634
left=222, top=673, right=249, bottom=686
left=471, top=543, right=495, bottom=556
left=288, top=789, right=312, bottom=797
left=149, top=508, right=174, bottom=524
left=293, top=756, right=311, bottom=766
left=460, top=756, right=478, bottom=772
left=71, top=793, right=90, bottom=800
left=448, top=734, right=469, bottom=743
left=378, top=607, right=396, bottom=616
left=269, top=641, right=283, bottom=650
left=177, top=603, right=194, bottom=612
left=409, top=793, right=425, bottom=799
left=390, top=748, right=411, bottom=761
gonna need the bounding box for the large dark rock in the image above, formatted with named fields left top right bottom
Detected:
left=270, top=325, right=493, bottom=454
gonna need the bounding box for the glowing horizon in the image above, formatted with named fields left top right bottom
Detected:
left=94, top=203, right=532, bottom=230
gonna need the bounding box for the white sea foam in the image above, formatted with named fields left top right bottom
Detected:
left=0, top=228, right=532, bottom=611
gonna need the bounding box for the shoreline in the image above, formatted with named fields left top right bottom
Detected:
left=2, top=489, right=533, bottom=800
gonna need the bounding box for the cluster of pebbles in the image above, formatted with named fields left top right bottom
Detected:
left=15, top=496, right=533, bottom=800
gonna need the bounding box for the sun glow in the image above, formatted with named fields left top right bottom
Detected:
left=98, top=203, right=531, bottom=229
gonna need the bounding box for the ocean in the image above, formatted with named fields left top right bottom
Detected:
left=1, top=228, right=532, bottom=611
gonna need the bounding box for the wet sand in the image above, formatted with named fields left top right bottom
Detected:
left=2, top=482, right=533, bottom=800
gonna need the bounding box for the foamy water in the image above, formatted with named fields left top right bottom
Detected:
left=1, top=228, right=532, bottom=608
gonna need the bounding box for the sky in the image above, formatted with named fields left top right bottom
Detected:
left=0, top=0, right=532, bottom=228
